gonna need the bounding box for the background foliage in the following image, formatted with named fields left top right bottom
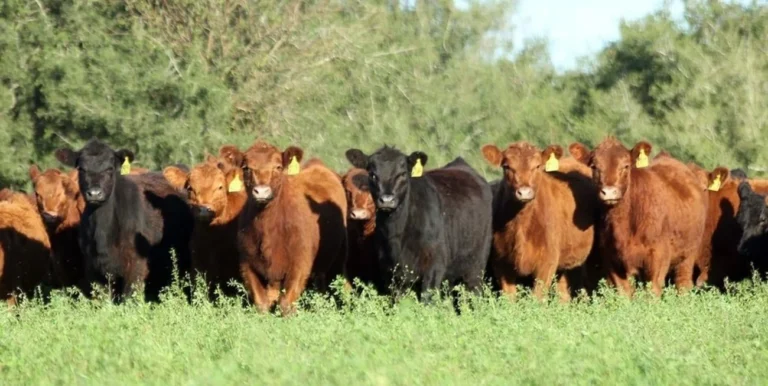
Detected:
left=1, top=0, right=767, bottom=189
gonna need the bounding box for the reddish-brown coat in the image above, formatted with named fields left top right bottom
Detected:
left=482, top=142, right=598, bottom=300
left=235, top=141, right=348, bottom=314
left=0, top=190, right=53, bottom=305
left=28, top=166, right=86, bottom=290
left=341, top=167, right=381, bottom=290
left=570, top=137, right=707, bottom=297
left=696, top=167, right=768, bottom=287
left=164, top=149, right=248, bottom=298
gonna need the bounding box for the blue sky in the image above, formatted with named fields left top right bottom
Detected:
left=509, top=0, right=684, bottom=71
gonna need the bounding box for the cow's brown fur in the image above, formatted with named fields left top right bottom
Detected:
left=0, top=190, right=53, bottom=305
left=571, top=137, right=707, bottom=297
left=482, top=142, right=598, bottom=301
left=235, top=141, right=348, bottom=314
left=341, top=167, right=381, bottom=290
left=163, top=149, right=248, bottom=299
left=28, top=166, right=86, bottom=291
left=697, top=168, right=768, bottom=287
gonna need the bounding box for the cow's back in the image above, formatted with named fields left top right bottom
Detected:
left=424, top=157, right=492, bottom=281
left=0, top=193, right=52, bottom=302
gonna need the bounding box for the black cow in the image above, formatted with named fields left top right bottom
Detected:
left=736, top=181, right=768, bottom=272
left=730, top=168, right=749, bottom=180
left=55, top=139, right=193, bottom=302
left=344, top=146, right=493, bottom=302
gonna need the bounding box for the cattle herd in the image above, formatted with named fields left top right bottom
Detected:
left=1, top=136, right=767, bottom=314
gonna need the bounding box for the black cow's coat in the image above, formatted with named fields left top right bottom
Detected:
left=55, top=139, right=193, bottom=302
left=345, top=146, right=492, bottom=301
left=736, top=181, right=768, bottom=272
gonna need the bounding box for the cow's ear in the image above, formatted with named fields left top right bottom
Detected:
left=28, top=164, right=41, bottom=181
left=541, top=145, right=564, bottom=172
left=63, top=169, right=80, bottom=196
left=282, top=146, right=304, bottom=167
left=730, top=168, right=748, bottom=180
left=706, top=167, right=729, bottom=192
left=163, top=166, right=188, bottom=190
left=481, top=145, right=503, bottom=167
left=407, top=151, right=428, bottom=168
left=345, top=149, right=369, bottom=169
left=219, top=145, right=244, bottom=167
left=115, top=149, right=135, bottom=163
left=737, top=181, right=754, bottom=201
left=55, top=148, right=79, bottom=167
left=568, top=142, right=591, bottom=165
left=205, top=153, right=219, bottom=164
left=631, top=141, right=652, bottom=168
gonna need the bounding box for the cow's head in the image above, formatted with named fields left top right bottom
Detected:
left=226, top=141, right=304, bottom=204
left=342, top=168, right=375, bottom=221
left=164, top=152, right=243, bottom=224
left=29, top=165, right=81, bottom=226
left=572, top=137, right=651, bottom=206
left=736, top=181, right=768, bottom=259
left=481, top=142, right=563, bottom=203
left=345, top=146, right=427, bottom=212
left=55, top=139, right=134, bottom=206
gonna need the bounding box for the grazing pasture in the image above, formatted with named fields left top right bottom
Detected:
left=2, top=282, right=768, bottom=385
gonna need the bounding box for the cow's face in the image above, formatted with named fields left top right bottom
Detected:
left=346, top=147, right=427, bottom=212
left=342, top=168, right=375, bottom=221
left=240, top=141, right=303, bottom=204
left=165, top=161, right=240, bottom=224
left=579, top=138, right=650, bottom=206
left=736, top=181, right=768, bottom=259
left=55, top=139, right=134, bottom=206
left=29, top=165, right=80, bottom=226
left=481, top=142, right=562, bottom=203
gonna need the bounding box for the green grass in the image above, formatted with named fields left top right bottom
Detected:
left=1, top=279, right=768, bottom=385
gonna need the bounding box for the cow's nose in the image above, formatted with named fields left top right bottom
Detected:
left=85, top=188, right=105, bottom=202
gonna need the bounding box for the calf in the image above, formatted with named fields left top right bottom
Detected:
left=235, top=141, right=348, bottom=314
left=0, top=190, right=53, bottom=305
left=163, top=148, right=248, bottom=299
left=482, top=142, right=597, bottom=300
left=341, top=167, right=384, bottom=293
left=28, top=166, right=86, bottom=291
left=570, top=137, right=707, bottom=297
left=54, top=139, right=194, bottom=302
left=345, top=146, right=492, bottom=301
left=735, top=182, right=768, bottom=274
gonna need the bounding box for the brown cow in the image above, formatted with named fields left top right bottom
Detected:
left=0, top=190, right=53, bottom=305
left=28, top=165, right=87, bottom=291
left=570, top=137, right=707, bottom=297
left=234, top=141, right=348, bottom=314
left=696, top=167, right=768, bottom=287
left=481, top=142, right=598, bottom=301
left=341, top=167, right=384, bottom=292
left=163, top=149, right=248, bottom=299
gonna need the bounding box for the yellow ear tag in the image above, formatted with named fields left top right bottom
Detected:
left=228, top=173, right=243, bottom=193
left=544, top=153, right=559, bottom=172
left=636, top=149, right=649, bottom=168
left=286, top=156, right=300, bottom=176
left=411, top=158, right=424, bottom=177
left=120, top=157, right=131, bottom=175
left=708, top=174, right=722, bottom=192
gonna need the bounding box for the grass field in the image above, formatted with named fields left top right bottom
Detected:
left=1, top=279, right=768, bottom=386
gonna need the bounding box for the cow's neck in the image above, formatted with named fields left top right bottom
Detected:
left=375, top=190, right=411, bottom=259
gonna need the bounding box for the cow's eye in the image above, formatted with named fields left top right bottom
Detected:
left=370, top=173, right=378, bottom=181
left=276, top=165, right=283, bottom=171
left=218, top=185, right=223, bottom=190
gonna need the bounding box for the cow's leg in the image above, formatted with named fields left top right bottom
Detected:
left=420, top=266, right=446, bottom=305
left=533, top=262, right=557, bottom=301
left=556, top=273, right=572, bottom=303
left=674, top=250, right=696, bottom=293
left=646, top=248, right=671, bottom=297
left=608, top=262, right=635, bottom=298
left=494, top=260, right=519, bottom=300
left=279, top=266, right=312, bottom=317
left=239, top=263, right=270, bottom=313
